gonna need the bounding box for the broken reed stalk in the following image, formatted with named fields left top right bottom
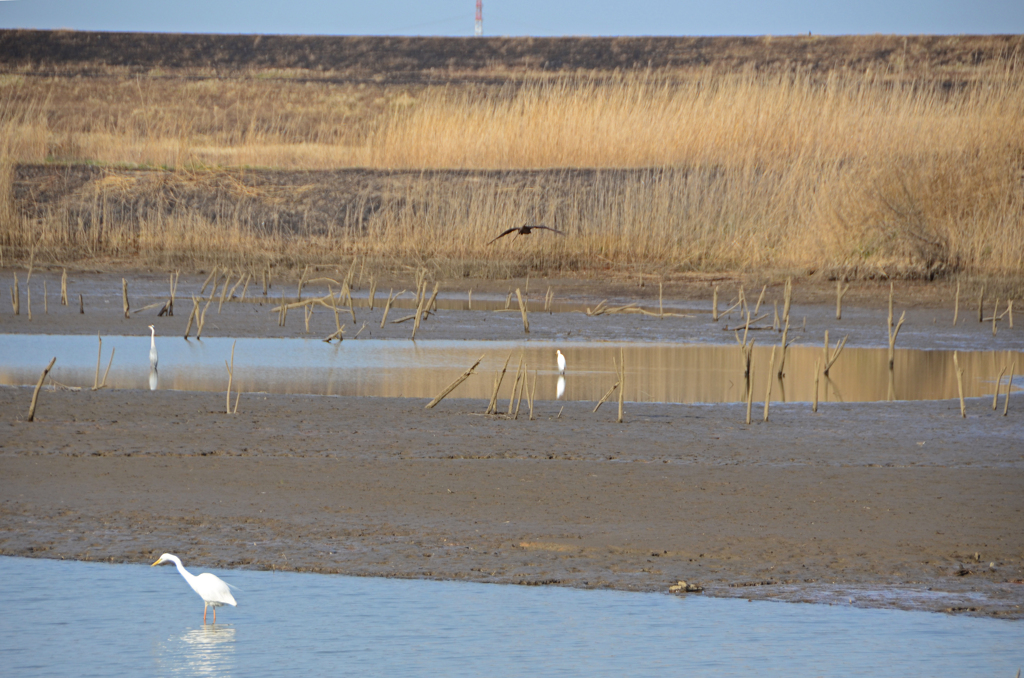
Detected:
left=782, top=277, right=793, bottom=323
left=504, top=290, right=512, bottom=310
left=992, top=297, right=999, bottom=336
left=773, top=302, right=779, bottom=330
left=322, top=326, right=345, bottom=343
left=776, top=316, right=790, bottom=378
left=217, top=271, right=232, bottom=313
left=233, top=384, right=242, bottom=414
left=745, top=364, right=754, bottom=425
left=486, top=351, right=513, bottom=414
left=659, top=282, right=664, bottom=318
left=953, top=351, right=966, bottom=418
left=226, top=270, right=245, bottom=304
left=26, top=285, right=31, bottom=320
left=836, top=280, right=849, bottom=320
left=347, top=284, right=357, bottom=322
left=262, top=269, right=268, bottom=296
left=888, top=311, right=906, bottom=370
left=953, top=281, right=960, bottom=325
left=993, top=365, right=1006, bottom=410
left=328, top=285, right=341, bottom=332
left=617, top=347, right=625, bottom=423
left=277, top=291, right=286, bottom=327
left=593, top=377, right=619, bottom=413
left=977, top=285, right=985, bottom=323
left=60, top=269, right=68, bottom=305
left=1007, top=299, right=1014, bottom=328
left=304, top=304, right=313, bottom=333
left=516, top=288, right=530, bottom=333
left=1004, top=361, right=1015, bottom=416
left=198, top=296, right=213, bottom=338
left=823, top=333, right=849, bottom=376
left=184, top=295, right=198, bottom=339
left=43, top=280, right=47, bottom=314
left=425, top=355, right=484, bottom=409
left=297, top=265, right=309, bottom=302
left=513, top=363, right=527, bottom=420
left=94, top=334, right=102, bottom=389
left=225, top=340, right=236, bottom=414
left=200, top=268, right=218, bottom=295
left=763, top=345, right=777, bottom=422
left=712, top=286, right=719, bottom=321
left=354, top=322, right=367, bottom=338
left=122, top=278, right=130, bottom=318
left=738, top=285, right=747, bottom=315
left=239, top=273, right=250, bottom=301
left=468, top=289, right=473, bottom=310
left=368, top=278, right=377, bottom=310
left=380, top=289, right=395, bottom=328
left=27, top=357, right=57, bottom=422
left=507, top=354, right=524, bottom=418
left=411, top=288, right=427, bottom=340
left=543, top=287, right=551, bottom=312
left=751, top=284, right=766, bottom=315
left=11, top=273, right=19, bottom=314
left=529, top=370, right=537, bottom=420
left=813, top=358, right=820, bottom=413
left=78, top=293, right=84, bottom=314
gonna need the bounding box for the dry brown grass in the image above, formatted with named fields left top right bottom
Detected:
left=1, top=59, right=1022, bottom=280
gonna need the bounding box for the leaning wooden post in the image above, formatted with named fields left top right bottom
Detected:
left=993, top=365, right=1007, bottom=411
left=1003, top=361, right=1015, bottom=417
left=812, top=358, right=820, bottom=413
left=516, top=288, right=530, bottom=334
left=426, top=355, right=484, bottom=409
left=617, top=348, right=625, bottom=423
left=27, top=357, right=57, bottom=422
left=712, top=286, right=719, bottom=321
left=763, top=345, right=777, bottom=422
left=953, top=351, right=966, bottom=418
left=122, top=278, right=130, bottom=318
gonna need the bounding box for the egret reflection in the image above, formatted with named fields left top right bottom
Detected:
left=149, top=368, right=159, bottom=391
left=174, top=625, right=236, bottom=677
left=556, top=376, right=565, bottom=399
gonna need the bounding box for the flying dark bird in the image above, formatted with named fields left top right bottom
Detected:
left=487, top=224, right=565, bottom=245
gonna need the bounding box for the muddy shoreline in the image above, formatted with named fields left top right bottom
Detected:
left=2, top=271, right=1023, bottom=618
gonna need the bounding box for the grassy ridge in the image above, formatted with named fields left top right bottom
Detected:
left=0, top=34, right=1021, bottom=280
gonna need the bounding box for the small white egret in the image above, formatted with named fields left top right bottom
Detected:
left=152, top=553, right=237, bottom=624
left=556, top=349, right=566, bottom=375
left=147, top=324, right=158, bottom=371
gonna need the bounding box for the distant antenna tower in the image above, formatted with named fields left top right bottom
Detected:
left=475, top=0, right=483, bottom=36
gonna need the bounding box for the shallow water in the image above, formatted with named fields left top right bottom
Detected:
left=1, top=556, right=1020, bottom=677
left=0, top=334, right=1020, bottom=404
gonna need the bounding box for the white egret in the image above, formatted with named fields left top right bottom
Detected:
left=556, top=349, right=566, bottom=375
left=152, top=553, right=237, bottom=624
left=147, top=324, right=158, bottom=371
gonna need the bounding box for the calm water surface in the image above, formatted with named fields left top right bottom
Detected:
left=0, top=334, right=1020, bottom=404
left=1, top=557, right=1021, bottom=677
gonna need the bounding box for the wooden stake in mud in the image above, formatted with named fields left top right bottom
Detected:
left=593, top=377, right=619, bottom=413
left=304, top=304, right=313, bottom=333
left=43, top=280, right=47, bottom=314
left=836, top=280, right=849, bottom=320
left=368, top=278, right=377, bottom=310
left=225, top=340, right=236, bottom=414
left=184, top=296, right=198, bottom=339
left=27, top=357, right=57, bottom=422
left=763, top=345, right=777, bottom=422
left=26, top=286, right=31, bottom=320
left=888, top=310, right=906, bottom=371
left=200, top=268, right=218, bottom=295
left=277, top=291, right=286, bottom=327
left=712, top=286, right=719, bottom=321
left=486, top=351, right=513, bottom=415
left=753, top=284, right=766, bottom=315
left=239, top=273, right=251, bottom=302
left=823, top=332, right=848, bottom=377
left=60, top=268, right=68, bottom=306
left=1004, top=361, right=1015, bottom=416
left=426, top=355, right=484, bottom=409
left=94, top=334, right=103, bottom=389
left=217, top=271, right=232, bottom=313
left=776, top=317, right=790, bottom=379
left=991, top=297, right=999, bottom=336
left=1008, top=299, right=1014, bottom=328
left=993, top=364, right=1007, bottom=411
left=507, top=354, right=524, bottom=418
left=659, top=282, right=664, bottom=319
left=617, top=347, right=625, bottom=423
left=977, top=285, right=985, bottom=323
left=411, top=288, right=427, bottom=340
left=380, top=289, right=395, bottom=328
left=516, top=288, right=530, bottom=334
left=328, top=285, right=341, bottom=333
left=12, top=273, right=19, bottom=314
left=745, top=365, right=754, bottom=425
left=197, top=296, right=214, bottom=339
left=122, top=278, right=130, bottom=318
left=468, top=289, right=473, bottom=310
left=953, top=351, right=966, bottom=418
left=813, top=358, right=820, bottom=413
left=297, top=265, right=309, bottom=302
left=528, top=370, right=538, bottom=420
left=952, top=280, right=960, bottom=326
left=79, top=293, right=84, bottom=314
left=513, top=363, right=527, bottom=420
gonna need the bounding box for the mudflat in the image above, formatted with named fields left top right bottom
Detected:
left=2, top=372, right=1022, bottom=617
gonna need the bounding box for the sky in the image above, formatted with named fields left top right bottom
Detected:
left=0, top=0, right=1022, bottom=37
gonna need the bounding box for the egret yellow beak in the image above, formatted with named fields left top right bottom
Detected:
left=151, top=559, right=161, bottom=566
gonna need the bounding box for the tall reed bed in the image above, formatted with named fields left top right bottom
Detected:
left=0, top=64, right=1021, bottom=278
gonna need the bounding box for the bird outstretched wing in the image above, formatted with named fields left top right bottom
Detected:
left=486, top=227, right=521, bottom=245
left=532, top=225, right=565, bottom=236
